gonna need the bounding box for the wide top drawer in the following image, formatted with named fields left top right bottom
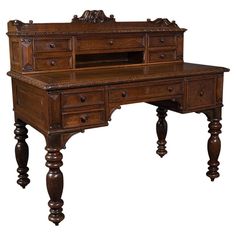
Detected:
left=76, top=34, right=145, bottom=52
left=34, top=38, right=72, bottom=52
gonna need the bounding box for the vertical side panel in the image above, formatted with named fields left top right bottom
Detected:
left=21, top=38, right=33, bottom=72
left=176, top=33, right=184, bottom=61
left=216, top=74, right=224, bottom=106
left=48, top=92, right=62, bottom=130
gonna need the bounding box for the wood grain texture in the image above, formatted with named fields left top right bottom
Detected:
left=7, top=11, right=229, bottom=225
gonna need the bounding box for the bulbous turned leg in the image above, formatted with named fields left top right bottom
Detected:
left=14, top=119, right=30, bottom=188
left=206, top=119, right=222, bottom=181
left=156, top=107, right=168, bottom=157
left=45, top=146, right=64, bottom=225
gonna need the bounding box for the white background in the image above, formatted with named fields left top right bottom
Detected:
left=0, top=0, right=235, bottom=235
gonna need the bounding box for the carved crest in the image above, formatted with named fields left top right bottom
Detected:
left=72, top=10, right=115, bottom=23
left=150, top=18, right=181, bottom=30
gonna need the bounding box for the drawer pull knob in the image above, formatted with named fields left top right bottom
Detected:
left=80, top=115, right=88, bottom=123
left=200, top=90, right=204, bottom=96
left=80, top=95, right=86, bottom=103
left=121, top=91, right=127, bottom=98
left=168, top=87, right=173, bottom=92
left=49, top=43, right=55, bottom=48
left=160, top=54, right=165, bottom=59
left=109, top=40, right=114, bottom=45
left=50, top=60, right=56, bottom=66
left=160, top=38, right=165, bottom=43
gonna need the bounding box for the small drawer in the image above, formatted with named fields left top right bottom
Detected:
left=77, top=36, right=144, bottom=52
left=34, top=38, right=72, bottom=52
left=186, top=77, right=216, bottom=109
left=62, top=90, right=104, bottom=109
left=62, top=110, right=105, bottom=129
left=149, top=35, right=176, bottom=47
left=34, top=56, right=72, bottom=71
left=109, top=82, right=182, bottom=103
left=149, top=49, right=176, bottom=63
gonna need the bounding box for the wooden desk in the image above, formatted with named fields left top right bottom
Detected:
left=7, top=10, right=229, bottom=225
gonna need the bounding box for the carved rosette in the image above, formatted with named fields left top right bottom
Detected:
left=72, top=10, right=115, bottom=23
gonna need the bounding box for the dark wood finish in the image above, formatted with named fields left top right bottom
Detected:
left=7, top=10, right=229, bottom=225
left=156, top=107, right=168, bottom=157
left=14, top=119, right=30, bottom=188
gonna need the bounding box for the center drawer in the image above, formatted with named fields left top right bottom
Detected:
left=77, top=35, right=144, bottom=52
left=109, top=81, right=183, bottom=103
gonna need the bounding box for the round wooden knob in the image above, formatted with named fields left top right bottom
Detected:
left=80, top=115, right=88, bottom=123
left=200, top=90, right=204, bottom=96
left=49, top=43, right=55, bottom=48
left=168, top=87, right=173, bottom=92
left=50, top=60, right=56, bottom=66
left=109, top=40, right=114, bottom=45
left=160, top=38, right=165, bottom=43
left=80, top=95, right=86, bottom=103
left=160, top=54, right=165, bottom=59
left=121, top=91, right=127, bottom=98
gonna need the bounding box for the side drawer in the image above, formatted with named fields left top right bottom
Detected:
left=61, top=89, right=105, bottom=109
left=34, top=38, right=72, bottom=52
left=34, top=55, right=72, bottom=71
left=149, top=49, right=176, bottom=63
left=185, top=77, right=216, bottom=110
left=77, top=35, right=144, bottom=52
left=149, top=35, right=176, bottom=47
left=62, top=110, right=105, bottom=129
left=109, top=81, right=183, bottom=103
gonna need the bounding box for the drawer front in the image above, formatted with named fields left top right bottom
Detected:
left=149, top=35, right=176, bottom=47
left=62, top=90, right=104, bottom=109
left=62, top=110, right=105, bottom=129
left=186, top=77, right=216, bottom=109
left=109, top=82, right=182, bottom=103
left=34, top=56, right=72, bottom=71
left=77, top=36, right=144, bottom=52
left=149, top=49, right=176, bottom=62
left=34, top=38, right=72, bottom=52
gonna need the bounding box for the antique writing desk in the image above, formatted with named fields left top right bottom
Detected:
left=7, top=10, right=229, bottom=225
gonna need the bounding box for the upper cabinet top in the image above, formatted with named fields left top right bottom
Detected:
left=7, top=10, right=186, bottom=36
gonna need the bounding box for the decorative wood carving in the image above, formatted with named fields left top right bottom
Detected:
left=150, top=18, right=181, bottom=30
left=156, top=107, right=168, bottom=157
left=14, top=119, right=30, bottom=188
left=72, top=10, right=115, bottom=23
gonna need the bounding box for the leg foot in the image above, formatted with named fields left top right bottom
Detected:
left=206, top=119, right=221, bottom=181
left=156, top=107, right=168, bottom=157
left=14, top=120, right=30, bottom=188
left=45, top=144, right=64, bottom=225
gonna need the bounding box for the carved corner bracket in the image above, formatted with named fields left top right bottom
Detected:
left=72, top=10, right=115, bottom=23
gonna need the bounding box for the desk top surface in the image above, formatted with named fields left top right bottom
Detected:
left=8, top=63, right=229, bottom=91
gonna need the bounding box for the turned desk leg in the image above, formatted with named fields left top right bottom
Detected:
left=45, top=136, right=64, bottom=225
left=206, top=119, right=222, bottom=181
left=203, top=109, right=222, bottom=181
left=156, top=107, right=168, bottom=157
left=14, top=119, right=30, bottom=188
